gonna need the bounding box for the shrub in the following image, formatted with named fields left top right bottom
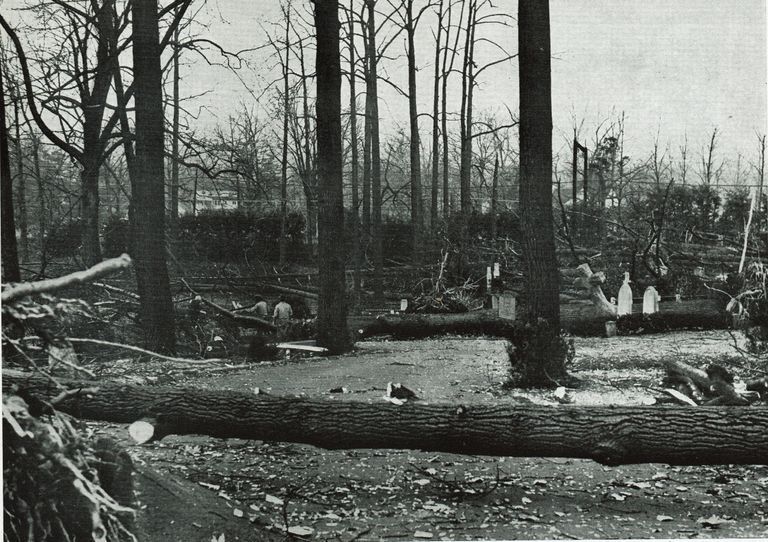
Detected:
left=44, top=219, right=84, bottom=257
left=103, top=216, right=132, bottom=257
left=175, top=209, right=306, bottom=263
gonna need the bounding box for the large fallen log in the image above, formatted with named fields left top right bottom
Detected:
left=5, top=370, right=767, bottom=466
left=359, top=309, right=516, bottom=339
left=361, top=299, right=728, bottom=338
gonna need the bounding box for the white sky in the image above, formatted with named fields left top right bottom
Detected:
left=4, top=0, right=767, bottom=177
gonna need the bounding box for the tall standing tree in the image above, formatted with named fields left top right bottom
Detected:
left=279, top=1, right=292, bottom=266
left=169, top=5, right=181, bottom=226
left=404, top=0, right=423, bottom=258
left=132, top=0, right=176, bottom=353
left=458, top=0, right=477, bottom=215
left=347, top=2, right=363, bottom=296
left=315, top=0, right=352, bottom=354
left=365, top=0, right=384, bottom=299
left=430, top=0, right=444, bottom=229
left=1, top=59, right=21, bottom=282
left=517, top=0, right=565, bottom=385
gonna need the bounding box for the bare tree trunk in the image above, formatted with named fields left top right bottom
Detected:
left=365, top=0, right=383, bottom=300
left=348, top=4, right=362, bottom=296
left=12, top=88, right=28, bottom=262
left=315, top=0, right=352, bottom=354
left=169, top=8, right=180, bottom=227
left=490, top=153, right=499, bottom=239
left=441, top=0, right=462, bottom=220
left=1, top=61, right=21, bottom=281
left=405, top=0, right=422, bottom=259
left=30, top=132, right=46, bottom=267
left=756, top=134, right=766, bottom=220
left=430, top=0, right=443, bottom=230
left=459, top=0, right=476, bottom=215
left=298, top=38, right=317, bottom=254
left=132, top=0, right=175, bottom=353
left=279, top=2, right=292, bottom=266
left=517, top=0, right=563, bottom=385
left=80, top=0, right=117, bottom=267
left=362, top=26, right=372, bottom=238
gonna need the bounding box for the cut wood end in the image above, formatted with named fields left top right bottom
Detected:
left=128, top=419, right=155, bottom=444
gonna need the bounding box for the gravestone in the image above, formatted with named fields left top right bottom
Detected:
left=498, top=293, right=516, bottom=320
left=617, top=272, right=633, bottom=316
left=400, top=298, right=408, bottom=312
left=642, top=286, right=660, bottom=314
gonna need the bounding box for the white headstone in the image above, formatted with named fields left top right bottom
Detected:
left=493, top=262, right=501, bottom=278
left=617, top=272, right=633, bottom=316
left=400, top=298, right=408, bottom=312
left=498, top=294, right=516, bottom=320
left=642, top=286, right=660, bottom=314
left=486, top=266, right=492, bottom=290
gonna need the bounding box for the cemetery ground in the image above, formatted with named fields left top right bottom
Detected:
left=87, top=330, right=768, bottom=541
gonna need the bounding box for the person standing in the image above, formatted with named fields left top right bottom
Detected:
left=273, top=295, right=293, bottom=338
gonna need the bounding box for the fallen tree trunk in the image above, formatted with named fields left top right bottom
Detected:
left=1, top=254, right=132, bottom=303
left=5, top=370, right=767, bottom=466
left=359, top=309, right=516, bottom=339
left=361, top=299, right=728, bottom=338
left=181, top=278, right=276, bottom=331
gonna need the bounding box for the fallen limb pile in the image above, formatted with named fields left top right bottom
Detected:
left=5, top=370, right=767, bottom=466
left=181, top=278, right=276, bottom=331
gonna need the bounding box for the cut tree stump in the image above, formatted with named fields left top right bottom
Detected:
left=5, top=370, right=767, bottom=466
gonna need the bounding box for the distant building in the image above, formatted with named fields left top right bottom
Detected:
left=179, top=189, right=239, bottom=215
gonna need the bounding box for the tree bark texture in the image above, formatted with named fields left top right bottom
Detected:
left=169, top=10, right=180, bottom=226
left=315, top=0, right=352, bottom=353
left=279, top=4, right=291, bottom=266
left=406, top=0, right=423, bottom=258
left=365, top=0, right=383, bottom=299
left=132, top=0, right=176, bottom=353
left=430, top=0, right=443, bottom=229
left=80, top=0, right=117, bottom=266
left=459, top=0, right=476, bottom=215
left=0, top=60, right=21, bottom=282
left=348, top=4, right=362, bottom=295
left=517, top=1, right=559, bottom=328
left=517, top=0, right=562, bottom=384
left=12, top=89, right=28, bottom=261
left=490, top=153, right=499, bottom=238
left=6, top=370, right=767, bottom=466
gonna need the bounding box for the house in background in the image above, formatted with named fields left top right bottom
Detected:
left=178, top=189, right=239, bottom=215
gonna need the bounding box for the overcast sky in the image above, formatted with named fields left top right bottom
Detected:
left=4, top=0, right=767, bottom=179
left=177, top=0, right=768, bottom=176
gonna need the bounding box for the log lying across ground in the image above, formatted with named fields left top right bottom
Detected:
left=5, top=370, right=767, bottom=466
left=361, top=299, right=728, bottom=339
left=359, top=310, right=516, bottom=339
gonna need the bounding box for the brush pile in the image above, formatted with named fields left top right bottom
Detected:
left=407, top=252, right=483, bottom=314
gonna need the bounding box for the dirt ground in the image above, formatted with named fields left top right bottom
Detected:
left=91, top=330, right=768, bottom=541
